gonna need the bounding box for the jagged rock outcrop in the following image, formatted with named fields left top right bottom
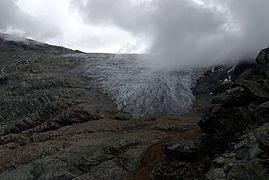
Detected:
left=206, top=122, right=269, bottom=179
left=152, top=47, right=269, bottom=180
left=202, top=48, right=269, bottom=179
left=200, top=48, right=269, bottom=148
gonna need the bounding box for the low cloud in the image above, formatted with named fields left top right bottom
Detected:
left=0, top=0, right=60, bottom=40
left=72, top=0, right=269, bottom=70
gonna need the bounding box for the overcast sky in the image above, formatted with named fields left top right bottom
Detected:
left=1, top=0, right=269, bottom=70
left=0, top=0, right=146, bottom=53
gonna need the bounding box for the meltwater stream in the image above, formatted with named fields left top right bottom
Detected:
left=68, top=53, right=202, bottom=117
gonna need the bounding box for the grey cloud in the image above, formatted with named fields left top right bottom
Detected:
left=71, top=0, right=269, bottom=70
left=225, top=0, right=269, bottom=57
left=70, top=0, right=152, bottom=34
left=0, top=0, right=60, bottom=40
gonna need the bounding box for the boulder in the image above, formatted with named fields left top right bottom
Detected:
left=212, top=87, right=249, bottom=105
left=259, top=101, right=269, bottom=109
left=165, top=139, right=201, bottom=161
left=256, top=48, right=269, bottom=66
left=199, top=106, right=250, bottom=144
left=255, top=122, right=269, bottom=147
left=206, top=168, right=226, bottom=180
left=240, top=80, right=269, bottom=99
left=228, top=161, right=268, bottom=180
left=236, top=68, right=253, bottom=82
left=205, top=123, right=269, bottom=180
left=113, top=112, right=131, bottom=121
left=256, top=47, right=269, bottom=78
left=231, top=61, right=255, bottom=82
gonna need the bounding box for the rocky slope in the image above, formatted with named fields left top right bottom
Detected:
left=0, top=34, right=206, bottom=180
left=1, top=33, right=269, bottom=180
left=151, top=48, right=269, bottom=179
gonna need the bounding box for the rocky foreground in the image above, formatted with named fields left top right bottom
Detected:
left=152, top=49, right=269, bottom=179
left=0, top=35, right=269, bottom=179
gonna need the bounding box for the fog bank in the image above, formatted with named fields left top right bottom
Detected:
left=72, top=0, right=269, bottom=70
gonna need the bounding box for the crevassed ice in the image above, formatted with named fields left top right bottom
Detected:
left=71, top=53, right=202, bottom=117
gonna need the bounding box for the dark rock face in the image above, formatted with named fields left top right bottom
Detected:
left=199, top=49, right=269, bottom=146
left=152, top=160, right=208, bottom=180
left=152, top=138, right=210, bottom=180
left=206, top=123, right=269, bottom=179
left=152, top=47, right=269, bottom=180
left=231, top=61, right=256, bottom=81
left=256, top=48, right=269, bottom=69
left=198, top=47, right=269, bottom=178
left=211, top=87, right=250, bottom=105
left=241, top=80, right=269, bottom=99
left=165, top=139, right=201, bottom=161
left=199, top=106, right=250, bottom=146
left=191, top=65, right=232, bottom=113
left=113, top=112, right=132, bottom=121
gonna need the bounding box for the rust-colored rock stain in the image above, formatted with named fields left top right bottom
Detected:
left=129, top=128, right=202, bottom=180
